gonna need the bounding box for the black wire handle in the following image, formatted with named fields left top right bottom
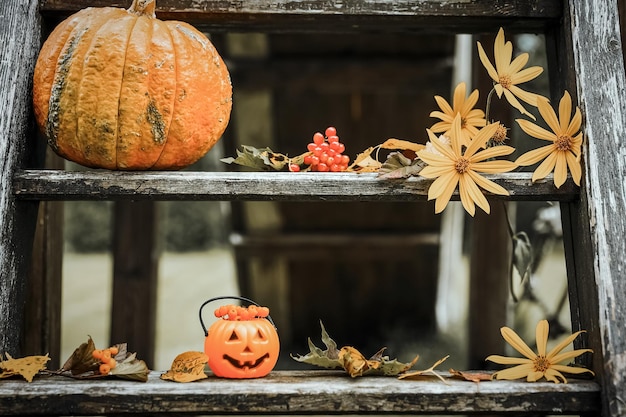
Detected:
left=199, top=295, right=277, bottom=336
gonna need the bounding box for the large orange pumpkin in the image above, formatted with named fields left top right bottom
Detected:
left=32, top=0, right=232, bottom=170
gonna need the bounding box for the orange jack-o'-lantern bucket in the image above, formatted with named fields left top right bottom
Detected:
left=199, top=296, right=280, bottom=379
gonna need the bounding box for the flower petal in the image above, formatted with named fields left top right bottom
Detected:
left=509, top=85, right=542, bottom=107
left=463, top=89, right=481, bottom=115
left=434, top=95, right=454, bottom=116
left=551, top=363, right=594, bottom=376
left=472, top=145, right=516, bottom=161
left=461, top=174, right=490, bottom=214
left=543, top=368, right=567, bottom=383
left=471, top=160, right=517, bottom=175
left=510, top=66, right=543, bottom=85
left=554, top=153, right=568, bottom=188
left=527, top=371, right=546, bottom=382
left=567, top=106, right=582, bottom=136
left=452, top=82, right=467, bottom=112
left=508, top=52, right=529, bottom=74
left=419, top=164, right=454, bottom=178
left=458, top=176, right=477, bottom=216
left=477, top=40, right=499, bottom=82
left=515, top=145, right=554, bottom=166
left=517, top=119, right=556, bottom=141
left=550, top=348, right=593, bottom=365
left=429, top=171, right=458, bottom=201
left=559, top=91, right=572, bottom=132
left=546, top=330, right=587, bottom=359
left=532, top=151, right=558, bottom=183
left=466, top=122, right=499, bottom=157
left=467, top=170, right=510, bottom=195
left=501, top=326, right=537, bottom=360
left=492, top=363, right=535, bottom=381
left=430, top=110, right=454, bottom=123
left=503, top=88, right=535, bottom=119
left=537, top=96, right=561, bottom=135
left=536, top=320, right=549, bottom=357
left=566, top=151, right=582, bottom=185
left=486, top=355, right=531, bottom=365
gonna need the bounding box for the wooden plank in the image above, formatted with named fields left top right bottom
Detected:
left=557, top=1, right=626, bottom=416
left=0, top=371, right=601, bottom=415
left=0, top=0, right=43, bottom=356
left=13, top=171, right=580, bottom=202
left=22, top=151, right=64, bottom=369
left=39, top=0, right=561, bottom=33
left=110, top=201, right=159, bottom=369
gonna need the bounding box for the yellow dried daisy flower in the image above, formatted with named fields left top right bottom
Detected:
left=417, top=114, right=517, bottom=216
left=515, top=91, right=583, bottom=188
left=477, top=27, right=544, bottom=119
left=429, top=82, right=486, bottom=146
left=486, top=319, right=594, bottom=384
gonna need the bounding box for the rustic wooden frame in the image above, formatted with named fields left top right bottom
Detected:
left=1, top=0, right=624, bottom=415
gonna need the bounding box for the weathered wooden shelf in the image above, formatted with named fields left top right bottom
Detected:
left=40, top=0, right=561, bottom=33
left=13, top=170, right=579, bottom=202
left=0, top=370, right=600, bottom=415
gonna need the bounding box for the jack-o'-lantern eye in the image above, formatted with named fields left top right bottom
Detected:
left=228, top=331, right=239, bottom=341
left=255, top=329, right=266, bottom=341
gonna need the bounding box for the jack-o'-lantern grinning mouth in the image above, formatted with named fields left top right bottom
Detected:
left=223, top=353, right=270, bottom=369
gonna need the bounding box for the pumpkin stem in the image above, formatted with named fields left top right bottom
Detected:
left=128, top=0, right=156, bottom=18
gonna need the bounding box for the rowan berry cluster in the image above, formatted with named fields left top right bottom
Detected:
left=289, top=126, right=350, bottom=172
left=214, top=304, right=270, bottom=320
left=92, top=346, right=119, bottom=375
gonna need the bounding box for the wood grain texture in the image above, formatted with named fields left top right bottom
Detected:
left=0, top=0, right=42, bottom=355
left=566, top=1, right=626, bottom=416
left=13, top=170, right=580, bottom=202
left=39, top=0, right=561, bottom=33
left=0, top=370, right=600, bottom=415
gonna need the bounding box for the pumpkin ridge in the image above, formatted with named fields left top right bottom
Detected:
left=46, top=24, right=92, bottom=153
left=75, top=11, right=121, bottom=166
left=146, top=19, right=177, bottom=170
left=114, top=13, right=142, bottom=169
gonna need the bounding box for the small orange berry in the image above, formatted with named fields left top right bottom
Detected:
left=92, top=349, right=103, bottom=360
left=109, top=346, right=119, bottom=356
left=108, top=358, right=117, bottom=369
left=99, top=363, right=111, bottom=375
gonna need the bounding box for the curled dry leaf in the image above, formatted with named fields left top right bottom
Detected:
left=449, top=368, right=493, bottom=383
left=398, top=355, right=450, bottom=383
left=291, top=321, right=419, bottom=377
left=161, top=351, right=209, bottom=383
left=0, top=353, right=50, bottom=382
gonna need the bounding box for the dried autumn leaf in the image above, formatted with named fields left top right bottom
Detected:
left=349, top=147, right=382, bottom=172
left=449, top=368, right=493, bottom=383
left=221, top=145, right=308, bottom=171
left=339, top=346, right=381, bottom=377
left=110, top=352, right=150, bottom=382
left=379, top=138, right=426, bottom=153
left=161, top=351, right=208, bottom=383
left=398, top=355, right=450, bottom=383
left=291, top=322, right=419, bottom=377
left=378, top=151, right=426, bottom=179
left=0, top=353, right=50, bottom=382
left=60, top=335, right=100, bottom=375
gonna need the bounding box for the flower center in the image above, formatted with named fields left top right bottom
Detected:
left=556, top=135, right=573, bottom=151
left=499, top=74, right=512, bottom=89
left=533, top=355, right=551, bottom=373
left=491, top=123, right=508, bottom=144
left=455, top=157, right=470, bottom=174
left=460, top=117, right=468, bottom=128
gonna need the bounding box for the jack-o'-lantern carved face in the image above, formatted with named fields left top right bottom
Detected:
left=204, top=305, right=279, bottom=379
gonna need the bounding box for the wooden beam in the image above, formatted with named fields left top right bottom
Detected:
left=0, top=0, right=42, bottom=356
left=0, top=370, right=600, bottom=415
left=38, top=0, right=561, bottom=33
left=111, top=201, right=159, bottom=369
left=13, top=171, right=580, bottom=202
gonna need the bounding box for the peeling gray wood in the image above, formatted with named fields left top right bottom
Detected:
left=0, top=0, right=42, bottom=356
left=565, top=1, right=626, bottom=416
left=40, top=0, right=561, bottom=33
left=13, top=170, right=579, bottom=202
left=0, top=371, right=601, bottom=415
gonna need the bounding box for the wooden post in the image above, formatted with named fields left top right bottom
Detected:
left=110, top=201, right=159, bottom=368
left=0, top=0, right=42, bottom=356
left=22, top=150, right=64, bottom=368
left=550, top=1, right=626, bottom=416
